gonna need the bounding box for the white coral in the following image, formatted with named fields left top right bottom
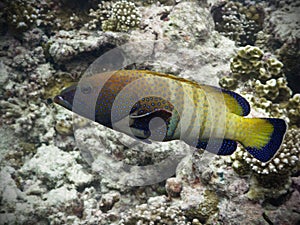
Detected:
left=241, top=128, right=300, bottom=174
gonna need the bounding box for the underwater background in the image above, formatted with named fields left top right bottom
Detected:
left=0, top=0, right=299, bottom=224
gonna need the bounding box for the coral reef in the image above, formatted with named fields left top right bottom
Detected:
left=86, top=1, right=114, bottom=30
left=230, top=45, right=283, bottom=81
left=218, top=42, right=299, bottom=206
left=103, top=0, right=141, bottom=32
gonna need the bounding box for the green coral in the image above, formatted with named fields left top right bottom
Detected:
left=184, top=190, right=219, bottom=223
left=221, top=45, right=292, bottom=102
left=287, top=94, right=300, bottom=125
left=246, top=173, right=291, bottom=200
left=219, top=76, right=238, bottom=90
left=230, top=45, right=283, bottom=81
left=254, top=77, right=291, bottom=101
left=250, top=96, right=287, bottom=120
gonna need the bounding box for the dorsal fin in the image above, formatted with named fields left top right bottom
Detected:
left=201, top=85, right=250, bottom=116
left=221, top=89, right=250, bottom=116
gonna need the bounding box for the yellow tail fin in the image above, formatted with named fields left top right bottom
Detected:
left=240, top=118, right=287, bottom=162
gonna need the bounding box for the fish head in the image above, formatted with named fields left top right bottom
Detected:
left=54, top=77, right=102, bottom=121
left=54, top=71, right=135, bottom=128
left=54, top=81, right=94, bottom=107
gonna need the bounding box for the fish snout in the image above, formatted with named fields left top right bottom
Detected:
left=53, top=85, right=77, bottom=111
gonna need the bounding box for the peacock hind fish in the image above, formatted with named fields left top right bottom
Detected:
left=54, top=70, right=288, bottom=163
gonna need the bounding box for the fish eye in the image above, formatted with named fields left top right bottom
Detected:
left=80, top=84, right=92, bottom=94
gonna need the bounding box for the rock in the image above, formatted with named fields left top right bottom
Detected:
left=20, top=144, right=93, bottom=188
left=0, top=166, right=25, bottom=204
left=165, top=177, right=183, bottom=197
left=47, top=30, right=128, bottom=63
left=99, top=191, right=121, bottom=212
left=42, top=185, right=78, bottom=206
left=0, top=60, right=9, bottom=86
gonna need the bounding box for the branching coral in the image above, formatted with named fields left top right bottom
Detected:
left=4, top=0, right=39, bottom=32
left=86, top=1, right=114, bottom=30
left=211, top=1, right=264, bottom=46
left=87, top=0, right=141, bottom=32
left=103, top=0, right=141, bottom=32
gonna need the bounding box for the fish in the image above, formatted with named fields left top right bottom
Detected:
left=54, top=70, right=288, bottom=162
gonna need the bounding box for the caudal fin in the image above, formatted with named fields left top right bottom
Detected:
left=241, top=118, right=288, bottom=162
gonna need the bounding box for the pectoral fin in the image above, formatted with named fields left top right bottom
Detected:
left=129, top=108, right=172, bottom=119
left=129, top=109, right=173, bottom=141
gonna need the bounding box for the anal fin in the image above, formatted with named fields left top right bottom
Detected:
left=196, top=139, right=237, bottom=155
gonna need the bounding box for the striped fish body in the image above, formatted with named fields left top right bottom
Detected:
left=54, top=70, right=287, bottom=162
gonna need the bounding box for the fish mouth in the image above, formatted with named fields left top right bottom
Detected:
left=53, top=94, right=73, bottom=111
left=53, top=84, right=77, bottom=111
